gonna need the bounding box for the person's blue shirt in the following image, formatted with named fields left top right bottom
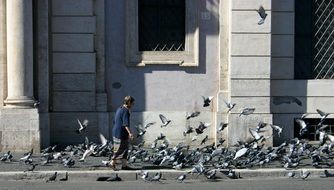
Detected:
left=112, top=106, right=130, bottom=140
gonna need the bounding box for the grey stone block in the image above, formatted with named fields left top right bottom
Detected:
left=272, top=0, right=294, bottom=11
left=52, top=92, right=96, bottom=112
left=231, top=57, right=271, bottom=79
left=232, top=34, right=271, bottom=56
left=52, top=16, right=96, bottom=33
left=53, top=74, right=96, bottom=91
left=231, top=80, right=270, bottom=97
left=52, top=53, right=96, bottom=73
left=232, top=0, right=271, bottom=10
left=272, top=35, right=294, bottom=57
left=52, top=0, right=93, bottom=16
left=271, top=58, right=294, bottom=79
left=52, top=34, right=94, bottom=52
left=272, top=12, right=294, bottom=34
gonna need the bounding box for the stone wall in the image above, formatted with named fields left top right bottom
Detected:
left=227, top=0, right=273, bottom=146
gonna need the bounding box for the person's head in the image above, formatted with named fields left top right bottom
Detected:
left=123, top=95, right=135, bottom=109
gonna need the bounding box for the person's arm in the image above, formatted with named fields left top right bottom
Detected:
left=122, top=109, right=133, bottom=140
left=125, top=126, right=133, bottom=140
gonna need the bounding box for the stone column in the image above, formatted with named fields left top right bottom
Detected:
left=4, top=0, right=35, bottom=108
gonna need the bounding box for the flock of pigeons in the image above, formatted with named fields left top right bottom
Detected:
left=0, top=6, right=332, bottom=184
left=1, top=91, right=334, bottom=183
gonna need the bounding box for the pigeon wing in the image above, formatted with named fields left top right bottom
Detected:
left=99, top=133, right=108, bottom=146
left=234, top=148, right=248, bottom=160
left=159, top=114, right=168, bottom=124
left=316, top=109, right=326, bottom=117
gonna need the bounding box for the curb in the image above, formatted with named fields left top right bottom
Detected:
left=0, top=168, right=333, bottom=182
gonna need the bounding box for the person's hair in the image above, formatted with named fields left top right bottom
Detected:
left=123, top=95, right=135, bottom=105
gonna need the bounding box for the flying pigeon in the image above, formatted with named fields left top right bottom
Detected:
left=295, top=118, right=308, bottom=136
left=300, top=170, right=310, bottom=180
left=256, top=5, right=267, bottom=25
left=224, top=100, right=236, bottom=113
left=145, top=122, right=156, bottom=129
left=316, top=109, right=330, bottom=122
left=233, top=147, right=248, bottom=160
left=159, top=114, right=171, bottom=127
left=201, top=135, right=209, bottom=145
left=239, top=108, right=255, bottom=117
left=217, top=122, right=228, bottom=133
left=202, top=96, right=213, bottom=107
left=76, top=119, right=89, bottom=134
left=186, top=111, right=200, bottom=120
left=271, top=124, right=283, bottom=137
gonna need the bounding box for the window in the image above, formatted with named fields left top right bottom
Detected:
left=295, top=0, right=334, bottom=79
left=138, top=0, right=185, bottom=51
left=294, top=118, right=334, bottom=141
left=125, top=0, right=199, bottom=67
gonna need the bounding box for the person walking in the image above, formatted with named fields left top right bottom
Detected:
left=109, top=96, right=135, bottom=170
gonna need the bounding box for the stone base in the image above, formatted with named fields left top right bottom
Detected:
left=0, top=108, right=41, bottom=152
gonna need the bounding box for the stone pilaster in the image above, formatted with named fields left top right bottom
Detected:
left=4, top=0, right=35, bottom=108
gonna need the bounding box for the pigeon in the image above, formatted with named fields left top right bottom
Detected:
left=239, top=108, right=255, bottom=117
left=140, top=171, right=150, bottom=181
left=202, top=96, right=213, bottom=107
left=151, top=172, right=162, bottom=182
left=24, top=164, right=38, bottom=172
left=34, top=101, right=40, bottom=108
left=177, top=174, right=186, bottom=183
left=271, top=124, right=283, bottom=137
left=224, top=100, right=236, bottom=113
left=323, top=170, right=334, bottom=178
left=217, top=122, right=228, bottom=133
left=79, top=145, right=95, bottom=161
left=287, top=171, right=295, bottom=178
left=136, top=128, right=146, bottom=138
left=145, top=122, right=156, bottom=129
left=99, top=133, right=108, bottom=147
left=186, top=111, right=200, bottom=120
left=191, top=135, right=198, bottom=142
left=256, top=5, right=267, bottom=25
left=0, top=151, right=13, bottom=162
left=76, top=119, right=89, bottom=134
left=316, top=109, right=330, bottom=122
left=319, top=131, right=326, bottom=145
left=201, top=135, right=209, bottom=145
left=60, top=172, right=68, bottom=181
left=249, top=128, right=264, bottom=142
left=159, top=114, right=171, bottom=127
left=20, top=153, right=32, bottom=162
left=46, top=172, right=57, bottom=182
left=273, top=96, right=302, bottom=106
left=300, top=170, right=310, bottom=180
left=205, top=169, right=217, bottom=180
left=234, top=148, right=248, bottom=160
left=295, top=118, right=308, bottom=136
left=106, top=174, right=122, bottom=182
left=195, top=122, right=211, bottom=135
left=183, top=125, right=194, bottom=136
left=155, top=133, right=166, bottom=142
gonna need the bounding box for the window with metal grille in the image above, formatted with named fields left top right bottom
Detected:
left=138, top=0, right=185, bottom=51
left=294, top=118, right=334, bottom=141
left=295, top=0, right=334, bottom=79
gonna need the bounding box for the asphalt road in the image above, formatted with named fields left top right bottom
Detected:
left=0, top=178, right=333, bottom=190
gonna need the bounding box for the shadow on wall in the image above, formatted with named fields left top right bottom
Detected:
left=105, top=0, right=220, bottom=144
left=270, top=0, right=307, bottom=146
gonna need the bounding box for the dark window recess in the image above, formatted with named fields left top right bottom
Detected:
left=295, top=0, right=334, bottom=79
left=138, top=0, right=185, bottom=51
left=294, top=118, right=334, bottom=141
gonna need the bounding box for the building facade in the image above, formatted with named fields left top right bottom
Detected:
left=0, top=0, right=333, bottom=151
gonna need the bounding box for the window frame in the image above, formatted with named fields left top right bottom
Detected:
left=125, top=0, right=199, bottom=67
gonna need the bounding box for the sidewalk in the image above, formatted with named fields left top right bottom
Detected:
left=0, top=153, right=333, bottom=182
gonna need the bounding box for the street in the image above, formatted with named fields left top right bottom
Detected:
left=0, top=178, right=333, bottom=190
